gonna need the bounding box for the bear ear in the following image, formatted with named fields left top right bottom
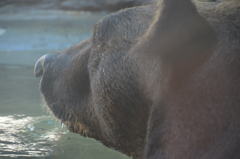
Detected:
left=133, top=0, right=217, bottom=86
left=130, top=0, right=217, bottom=88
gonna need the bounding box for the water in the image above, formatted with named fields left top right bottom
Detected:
left=0, top=7, right=130, bottom=159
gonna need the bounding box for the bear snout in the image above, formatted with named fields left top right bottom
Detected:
left=34, top=54, right=56, bottom=78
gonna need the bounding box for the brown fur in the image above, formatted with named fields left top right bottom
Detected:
left=35, top=0, right=240, bottom=158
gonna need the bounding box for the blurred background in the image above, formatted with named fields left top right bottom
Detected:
left=0, top=0, right=151, bottom=158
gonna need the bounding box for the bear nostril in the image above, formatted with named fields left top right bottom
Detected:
left=34, top=54, right=55, bottom=78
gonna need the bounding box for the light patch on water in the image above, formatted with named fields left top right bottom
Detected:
left=0, top=28, right=6, bottom=36
left=0, top=114, right=66, bottom=158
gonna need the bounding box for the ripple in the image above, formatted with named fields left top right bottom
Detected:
left=0, top=115, right=66, bottom=158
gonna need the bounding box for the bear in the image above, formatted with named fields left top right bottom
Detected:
left=34, top=0, right=240, bottom=158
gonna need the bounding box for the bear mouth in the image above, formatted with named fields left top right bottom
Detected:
left=44, top=101, right=92, bottom=138
left=64, top=121, right=90, bottom=137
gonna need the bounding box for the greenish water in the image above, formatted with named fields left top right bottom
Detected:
left=0, top=8, right=130, bottom=159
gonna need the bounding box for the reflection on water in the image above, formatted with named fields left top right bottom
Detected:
left=0, top=115, right=63, bottom=158
left=0, top=64, right=64, bottom=158
left=0, top=66, right=129, bottom=159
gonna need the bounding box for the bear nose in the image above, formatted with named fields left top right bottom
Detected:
left=34, top=54, right=55, bottom=77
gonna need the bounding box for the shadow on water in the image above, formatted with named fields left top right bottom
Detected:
left=0, top=7, right=130, bottom=159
